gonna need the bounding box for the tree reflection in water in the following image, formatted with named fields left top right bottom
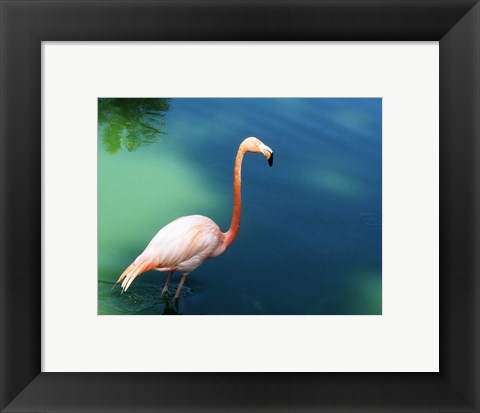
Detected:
left=98, top=98, right=170, bottom=154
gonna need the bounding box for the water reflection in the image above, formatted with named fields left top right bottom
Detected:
left=98, top=98, right=170, bottom=154
left=310, top=168, right=364, bottom=198
left=160, top=295, right=181, bottom=315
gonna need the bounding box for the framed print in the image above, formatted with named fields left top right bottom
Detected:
left=1, top=1, right=479, bottom=412
left=41, top=42, right=438, bottom=373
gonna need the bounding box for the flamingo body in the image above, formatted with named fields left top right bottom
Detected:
left=141, top=215, right=225, bottom=274
left=114, top=137, right=273, bottom=299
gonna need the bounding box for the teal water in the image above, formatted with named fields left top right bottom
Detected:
left=98, top=98, right=382, bottom=315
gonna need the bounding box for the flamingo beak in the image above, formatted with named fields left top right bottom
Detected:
left=260, top=144, right=273, bottom=167
left=268, top=152, right=273, bottom=167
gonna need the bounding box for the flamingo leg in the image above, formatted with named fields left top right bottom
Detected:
left=161, top=271, right=174, bottom=296
left=174, top=274, right=188, bottom=299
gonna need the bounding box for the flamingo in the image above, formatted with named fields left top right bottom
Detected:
left=113, top=137, right=274, bottom=299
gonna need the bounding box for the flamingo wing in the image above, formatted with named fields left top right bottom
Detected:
left=143, top=215, right=222, bottom=270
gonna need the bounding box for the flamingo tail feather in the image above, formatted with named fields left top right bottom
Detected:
left=112, top=263, right=135, bottom=290
left=112, top=258, right=154, bottom=294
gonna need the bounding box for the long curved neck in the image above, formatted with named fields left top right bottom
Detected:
left=224, top=145, right=247, bottom=248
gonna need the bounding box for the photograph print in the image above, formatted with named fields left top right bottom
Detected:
left=98, top=98, right=382, bottom=315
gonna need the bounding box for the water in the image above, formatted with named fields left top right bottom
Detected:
left=98, top=98, right=382, bottom=315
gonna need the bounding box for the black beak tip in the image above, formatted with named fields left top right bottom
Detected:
left=268, top=153, right=273, bottom=167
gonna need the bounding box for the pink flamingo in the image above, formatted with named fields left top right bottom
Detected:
left=113, top=137, right=273, bottom=299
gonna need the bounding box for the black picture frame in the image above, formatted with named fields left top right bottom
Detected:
left=1, top=0, right=479, bottom=412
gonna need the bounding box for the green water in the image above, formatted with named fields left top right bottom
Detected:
left=98, top=98, right=382, bottom=315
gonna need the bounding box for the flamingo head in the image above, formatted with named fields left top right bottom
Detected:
left=242, top=136, right=274, bottom=167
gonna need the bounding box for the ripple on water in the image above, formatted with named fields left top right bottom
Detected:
left=359, top=213, right=382, bottom=229
left=99, top=279, right=199, bottom=315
